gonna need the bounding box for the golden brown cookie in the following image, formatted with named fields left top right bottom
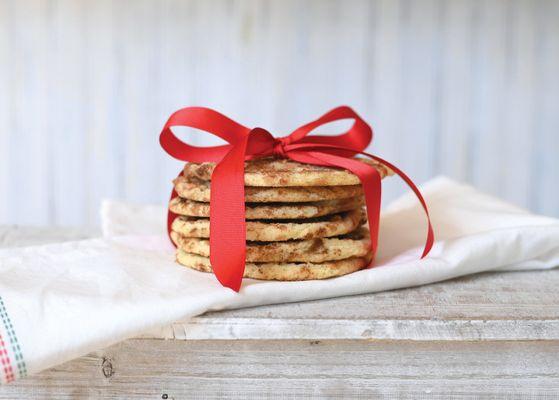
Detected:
left=171, top=227, right=371, bottom=262
left=173, top=175, right=364, bottom=203
left=183, top=157, right=392, bottom=187
left=169, top=196, right=363, bottom=220
left=176, top=249, right=372, bottom=281
left=171, top=209, right=365, bottom=241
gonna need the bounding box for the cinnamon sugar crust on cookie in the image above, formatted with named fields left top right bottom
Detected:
left=169, top=196, right=363, bottom=220
left=171, top=227, right=371, bottom=263
left=171, top=209, right=365, bottom=242
left=173, top=175, right=364, bottom=203
left=183, top=157, right=392, bottom=187
left=176, top=249, right=373, bottom=281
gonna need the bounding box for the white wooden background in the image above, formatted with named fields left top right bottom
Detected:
left=0, top=0, right=558, bottom=226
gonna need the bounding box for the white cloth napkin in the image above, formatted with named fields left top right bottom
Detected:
left=1, top=177, right=558, bottom=383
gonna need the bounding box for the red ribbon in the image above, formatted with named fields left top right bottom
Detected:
left=160, top=106, right=434, bottom=292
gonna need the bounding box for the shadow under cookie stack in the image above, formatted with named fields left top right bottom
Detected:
left=169, top=158, right=392, bottom=281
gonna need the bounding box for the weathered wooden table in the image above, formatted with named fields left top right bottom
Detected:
left=1, top=226, right=558, bottom=399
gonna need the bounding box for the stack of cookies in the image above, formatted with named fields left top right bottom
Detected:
left=169, top=158, right=392, bottom=281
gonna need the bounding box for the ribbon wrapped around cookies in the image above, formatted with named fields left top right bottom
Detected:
left=160, top=106, right=434, bottom=291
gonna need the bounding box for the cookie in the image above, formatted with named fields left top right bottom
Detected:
left=171, top=227, right=371, bottom=262
left=171, top=209, right=365, bottom=241
left=183, top=157, right=392, bottom=187
left=169, top=196, right=363, bottom=220
left=176, top=249, right=372, bottom=281
left=174, top=175, right=364, bottom=203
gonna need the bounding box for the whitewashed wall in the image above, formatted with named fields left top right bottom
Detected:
left=0, top=0, right=558, bottom=226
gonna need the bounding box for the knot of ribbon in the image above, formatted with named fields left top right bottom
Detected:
left=272, top=137, right=290, bottom=158
left=160, top=106, right=434, bottom=292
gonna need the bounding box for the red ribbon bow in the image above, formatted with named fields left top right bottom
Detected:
left=160, top=106, right=434, bottom=292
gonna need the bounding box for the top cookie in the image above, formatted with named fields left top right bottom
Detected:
left=183, top=157, right=392, bottom=187
left=174, top=175, right=364, bottom=203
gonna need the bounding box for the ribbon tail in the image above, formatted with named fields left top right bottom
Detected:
left=287, top=152, right=382, bottom=260
left=209, top=138, right=249, bottom=292
left=365, top=154, right=435, bottom=258
left=288, top=149, right=434, bottom=260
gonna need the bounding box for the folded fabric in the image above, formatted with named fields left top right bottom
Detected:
left=1, top=177, right=558, bottom=383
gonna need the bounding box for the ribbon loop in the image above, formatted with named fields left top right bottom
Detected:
left=287, top=106, right=372, bottom=151
left=160, top=107, right=251, bottom=163
left=160, top=106, right=434, bottom=292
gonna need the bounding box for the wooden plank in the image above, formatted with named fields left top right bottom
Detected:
left=207, top=269, right=559, bottom=321
left=2, top=339, right=559, bottom=399
left=531, top=0, right=559, bottom=217
left=0, top=2, right=11, bottom=222
left=289, top=0, right=369, bottom=118
left=396, top=0, right=443, bottom=184
left=82, top=0, right=123, bottom=226
left=468, top=0, right=508, bottom=194
left=366, top=0, right=404, bottom=205
left=47, top=0, right=89, bottom=225
left=4, top=0, right=52, bottom=225
left=118, top=0, right=163, bottom=208
left=152, top=317, right=559, bottom=341
left=153, top=0, right=204, bottom=200
left=501, top=0, right=537, bottom=208
left=438, top=0, right=475, bottom=181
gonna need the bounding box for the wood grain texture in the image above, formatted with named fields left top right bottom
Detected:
left=2, top=340, right=559, bottom=399
left=206, top=269, right=559, bottom=321
left=150, top=268, right=559, bottom=341
left=0, top=0, right=558, bottom=226
left=154, top=317, right=559, bottom=341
